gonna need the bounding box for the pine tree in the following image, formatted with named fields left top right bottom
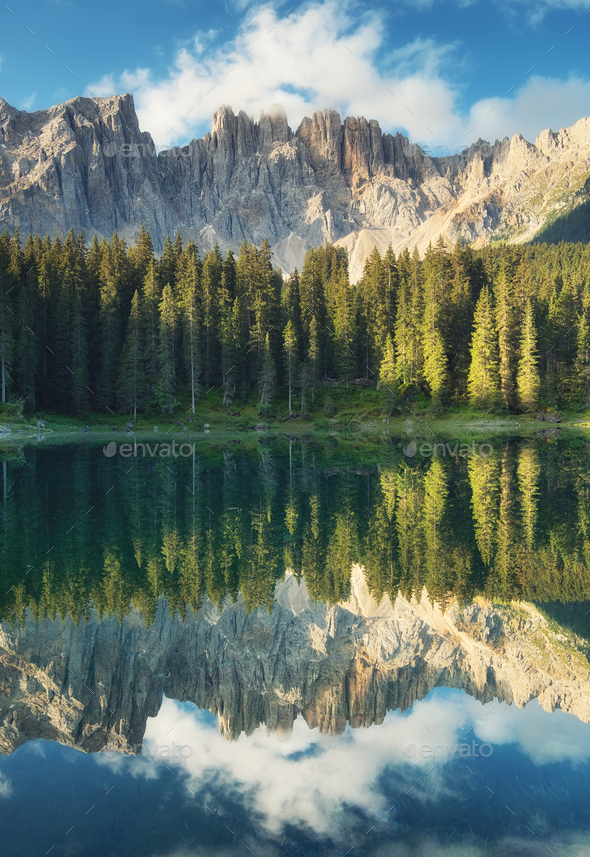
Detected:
left=495, top=263, right=517, bottom=409
left=258, top=332, right=276, bottom=412
left=516, top=299, right=540, bottom=413
left=467, top=286, right=500, bottom=409
left=300, top=249, right=325, bottom=381
left=142, top=259, right=161, bottom=380
left=54, top=231, right=89, bottom=413
left=156, top=285, right=177, bottom=413
left=177, top=244, right=201, bottom=414
left=70, top=289, right=90, bottom=417
left=308, top=314, right=320, bottom=403
left=448, top=242, right=475, bottom=395
left=219, top=250, right=239, bottom=406
left=119, top=291, right=144, bottom=421
left=98, top=276, right=122, bottom=410
left=395, top=247, right=423, bottom=388
left=378, top=333, right=398, bottom=413
left=13, top=254, right=39, bottom=410
left=331, top=266, right=357, bottom=385
left=360, top=247, right=391, bottom=380
left=158, top=235, right=179, bottom=291
left=0, top=263, right=14, bottom=404
left=201, top=244, right=223, bottom=385
left=283, top=318, right=298, bottom=414
left=422, top=270, right=447, bottom=410
left=574, top=310, right=590, bottom=407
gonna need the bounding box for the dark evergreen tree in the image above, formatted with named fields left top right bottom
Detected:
left=467, top=286, right=500, bottom=409
left=516, top=299, right=540, bottom=412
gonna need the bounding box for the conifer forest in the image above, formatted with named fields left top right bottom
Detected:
left=1, top=226, right=590, bottom=418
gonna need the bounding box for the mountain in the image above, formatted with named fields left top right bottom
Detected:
left=1, top=567, right=589, bottom=755
left=1, top=94, right=590, bottom=280
left=532, top=175, right=590, bottom=245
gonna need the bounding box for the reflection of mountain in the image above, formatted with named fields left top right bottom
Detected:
left=1, top=567, right=589, bottom=755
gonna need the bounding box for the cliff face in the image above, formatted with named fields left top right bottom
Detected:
left=1, top=567, right=589, bottom=755
left=1, top=95, right=589, bottom=280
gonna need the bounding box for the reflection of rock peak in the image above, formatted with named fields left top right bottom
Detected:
left=1, top=568, right=589, bottom=754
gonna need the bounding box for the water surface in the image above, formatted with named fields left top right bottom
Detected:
left=1, top=436, right=589, bottom=856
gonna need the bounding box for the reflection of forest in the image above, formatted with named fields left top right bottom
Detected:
left=1, top=438, right=590, bottom=624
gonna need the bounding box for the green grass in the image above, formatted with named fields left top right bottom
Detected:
left=3, top=386, right=590, bottom=447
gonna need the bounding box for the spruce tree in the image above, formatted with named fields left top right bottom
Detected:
left=200, top=245, right=222, bottom=385
left=378, top=333, right=398, bottom=413
left=98, top=276, right=122, bottom=410
left=142, top=259, right=161, bottom=381
left=283, top=318, right=298, bottom=414
left=307, top=314, right=320, bottom=404
left=422, top=270, right=447, bottom=410
left=0, top=263, right=14, bottom=404
left=177, top=244, right=201, bottom=413
left=258, top=332, right=276, bottom=413
left=467, top=286, right=500, bottom=409
left=495, top=263, right=517, bottom=409
left=219, top=250, right=239, bottom=405
left=156, top=285, right=177, bottom=413
left=575, top=311, right=590, bottom=407
left=331, top=266, right=358, bottom=385
left=119, top=291, right=144, bottom=421
left=516, top=299, right=540, bottom=413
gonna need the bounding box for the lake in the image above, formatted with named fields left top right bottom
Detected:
left=1, top=433, right=589, bottom=856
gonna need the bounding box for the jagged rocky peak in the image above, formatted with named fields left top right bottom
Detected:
left=210, top=103, right=293, bottom=155
left=1, top=92, right=590, bottom=280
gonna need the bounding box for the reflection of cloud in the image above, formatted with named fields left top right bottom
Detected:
left=0, top=773, right=13, bottom=798
left=120, top=689, right=589, bottom=839
left=468, top=696, right=590, bottom=765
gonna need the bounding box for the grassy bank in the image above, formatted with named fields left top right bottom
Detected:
left=0, top=384, right=587, bottom=450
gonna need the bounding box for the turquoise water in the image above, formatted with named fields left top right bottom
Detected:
left=1, top=436, right=590, bottom=855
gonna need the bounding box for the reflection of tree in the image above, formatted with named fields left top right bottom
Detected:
left=517, top=445, right=540, bottom=553
left=468, top=453, right=500, bottom=566
left=494, top=445, right=521, bottom=599
left=4, top=441, right=590, bottom=624
left=301, top=492, right=327, bottom=603
left=364, top=468, right=399, bottom=601
left=422, top=459, right=450, bottom=600
left=395, top=468, right=425, bottom=598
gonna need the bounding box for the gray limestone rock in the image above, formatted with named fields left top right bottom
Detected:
left=2, top=94, right=590, bottom=281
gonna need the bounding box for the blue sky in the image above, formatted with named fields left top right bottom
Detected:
left=1, top=0, right=589, bottom=150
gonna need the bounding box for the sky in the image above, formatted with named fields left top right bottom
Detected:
left=0, top=0, right=589, bottom=152
left=93, top=689, right=590, bottom=845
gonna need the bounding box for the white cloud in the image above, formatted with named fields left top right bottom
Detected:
left=0, top=773, right=13, bottom=799
left=88, top=2, right=590, bottom=153
left=463, top=74, right=590, bottom=145
left=18, top=92, right=36, bottom=112
left=88, top=1, right=466, bottom=147
left=92, top=689, right=590, bottom=844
